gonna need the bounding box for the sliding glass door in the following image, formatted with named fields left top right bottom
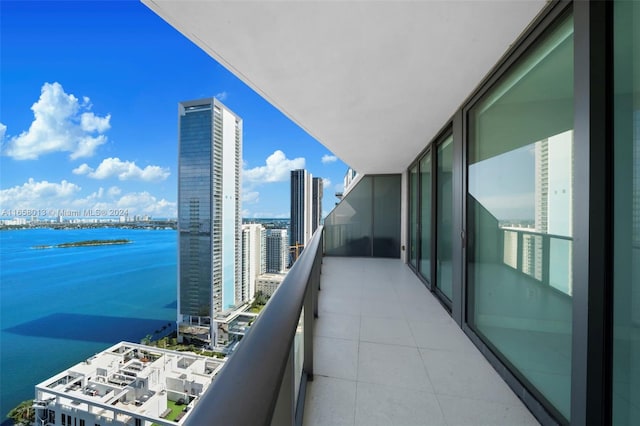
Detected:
left=419, top=153, right=432, bottom=284
left=467, top=12, right=574, bottom=421
left=436, top=136, right=453, bottom=301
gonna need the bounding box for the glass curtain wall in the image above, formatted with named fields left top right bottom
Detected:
left=467, top=13, right=574, bottom=420
left=436, top=136, right=453, bottom=300
left=419, top=153, right=432, bottom=284
left=613, top=1, right=640, bottom=423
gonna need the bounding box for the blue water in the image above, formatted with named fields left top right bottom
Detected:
left=0, top=228, right=177, bottom=423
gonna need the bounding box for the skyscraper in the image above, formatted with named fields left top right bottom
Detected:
left=290, top=169, right=312, bottom=253
left=312, top=177, right=323, bottom=233
left=177, top=98, right=242, bottom=344
left=241, top=223, right=266, bottom=303
left=266, top=229, right=288, bottom=273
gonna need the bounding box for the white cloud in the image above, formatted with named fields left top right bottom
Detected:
left=321, top=154, right=337, bottom=164
left=2, top=82, right=111, bottom=160
left=244, top=150, right=305, bottom=183
left=243, top=191, right=260, bottom=204
left=72, top=163, right=93, bottom=175
left=116, top=191, right=176, bottom=217
left=246, top=211, right=289, bottom=219
left=80, top=112, right=110, bottom=132
left=0, top=179, right=176, bottom=218
left=0, top=178, right=82, bottom=209
left=215, top=91, right=228, bottom=101
left=322, top=178, right=331, bottom=188
left=0, top=123, right=6, bottom=140
left=73, top=157, right=170, bottom=182
left=107, top=186, right=122, bottom=197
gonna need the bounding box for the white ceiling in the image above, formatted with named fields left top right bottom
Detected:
left=142, top=0, right=547, bottom=174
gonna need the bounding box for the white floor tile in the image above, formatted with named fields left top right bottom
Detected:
left=360, top=316, right=415, bottom=347
left=355, top=381, right=446, bottom=426
left=419, top=348, right=521, bottom=405
left=408, top=317, right=472, bottom=351
left=437, top=394, right=540, bottom=426
left=315, top=312, right=360, bottom=341
left=314, top=336, right=358, bottom=381
left=303, top=376, right=356, bottom=426
left=358, top=341, right=433, bottom=392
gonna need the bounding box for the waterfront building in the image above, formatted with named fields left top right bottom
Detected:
left=241, top=223, right=266, bottom=304
left=33, top=342, right=224, bottom=426
left=177, top=98, right=242, bottom=345
left=143, top=1, right=640, bottom=424
left=265, top=228, right=288, bottom=273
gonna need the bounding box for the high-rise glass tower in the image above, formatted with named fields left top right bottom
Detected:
left=266, top=229, right=288, bottom=273
left=290, top=169, right=312, bottom=253
left=177, top=98, right=242, bottom=344
left=290, top=170, right=323, bottom=264
left=312, top=177, right=323, bottom=233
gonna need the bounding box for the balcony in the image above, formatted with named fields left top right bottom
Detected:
left=183, top=227, right=539, bottom=426
left=303, top=256, right=538, bottom=426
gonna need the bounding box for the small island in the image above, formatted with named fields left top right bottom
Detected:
left=33, top=239, right=132, bottom=249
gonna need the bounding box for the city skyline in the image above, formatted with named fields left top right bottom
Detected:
left=0, top=1, right=347, bottom=220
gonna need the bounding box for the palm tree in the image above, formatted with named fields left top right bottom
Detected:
left=7, top=400, right=34, bottom=426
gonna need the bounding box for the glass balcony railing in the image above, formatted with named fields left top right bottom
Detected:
left=501, top=227, right=573, bottom=296
left=182, top=226, right=323, bottom=425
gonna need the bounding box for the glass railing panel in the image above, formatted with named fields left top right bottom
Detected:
left=294, top=306, right=304, bottom=404
left=521, top=233, right=543, bottom=281
left=324, top=175, right=401, bottom=258
left=372, top=175, right=401, bottom=257
left=549, top=237, right=572, bottom=295
left=324, top=177, right=373, bottom=256
left=503, top=230, right=518, bottom=269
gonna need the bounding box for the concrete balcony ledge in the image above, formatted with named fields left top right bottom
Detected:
left=303, top=257, right=539, bottom=426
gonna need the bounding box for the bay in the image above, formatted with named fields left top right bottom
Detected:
left=0, top=228, right=177, bottom=424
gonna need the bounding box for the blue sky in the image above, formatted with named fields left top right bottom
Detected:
left=0, top=0, right=346, bottom=219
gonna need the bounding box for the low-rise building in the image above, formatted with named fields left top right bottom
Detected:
left=33, top=342, right=224, bottom=426
left=255, top=273, right=287, bottom=297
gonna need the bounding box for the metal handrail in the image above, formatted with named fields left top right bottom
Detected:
left=500, top=227, right=572, bottom=241
left=184, top=226, right=324, bottom=426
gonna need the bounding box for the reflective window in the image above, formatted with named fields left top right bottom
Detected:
left=409, top=165, right=419, bottom=268
left=468, top=14, right=573, bottom=420
left=436, top=136, right=453, bottom=300
left=613, top=1, right=640, bottom=423
left=419, top=153, right=432, bottom=283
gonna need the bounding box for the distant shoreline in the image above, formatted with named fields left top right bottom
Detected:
left=33, top=239, right=132, bottom=249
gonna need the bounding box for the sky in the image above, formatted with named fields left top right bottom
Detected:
left=0, top=0, right=347, bottom=220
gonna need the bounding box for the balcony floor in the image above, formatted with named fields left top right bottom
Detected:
left=303, top=257, right=539, bottom=426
